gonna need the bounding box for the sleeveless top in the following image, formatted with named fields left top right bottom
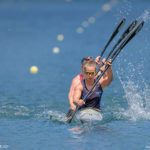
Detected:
left=80, top=80, right=103, bottom=109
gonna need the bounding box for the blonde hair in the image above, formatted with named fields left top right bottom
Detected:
left=81, top=58, right=96, bottom=72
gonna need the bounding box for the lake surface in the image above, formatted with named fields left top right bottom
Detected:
left=0, top=0, right=150, bottom=150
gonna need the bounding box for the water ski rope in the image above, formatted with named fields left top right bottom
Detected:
left=66, top=20, right=144, bottom=124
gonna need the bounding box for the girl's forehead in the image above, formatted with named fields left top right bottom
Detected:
left=84, top=65, right=96, bottom=71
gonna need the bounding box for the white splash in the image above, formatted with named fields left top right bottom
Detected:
left=0, top=105, right=31, bottom=118
left=138, top=10, right=150, bottom=22
left=118, top=75, right=150, bottom=121
left=43, top=110, right=67, bottom=123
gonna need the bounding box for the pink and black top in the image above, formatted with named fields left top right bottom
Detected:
left=80, top=79, right=103, bottom=109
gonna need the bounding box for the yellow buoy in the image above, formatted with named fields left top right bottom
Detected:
left=76, top=27, right=84, bottom=34
left=102, top=4, right=111, bottom=11
left=52, top=47, right=60, bottom=54
left=88, top=17, right=96, bottom=24
left=30, top=66, right=38, bottom=74
left=57, top=34, right=64, bottom=41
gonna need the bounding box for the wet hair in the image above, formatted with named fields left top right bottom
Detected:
left=81, top=57, right=93, bottom=64
left=81, top=57, right=96, bottom=72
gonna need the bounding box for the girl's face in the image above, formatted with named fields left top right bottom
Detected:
left=83, top=65, right=96, bottom=81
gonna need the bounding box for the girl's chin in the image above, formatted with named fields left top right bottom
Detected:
left=87, top=78, right=93, bottom=81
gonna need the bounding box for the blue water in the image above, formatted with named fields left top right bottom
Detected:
left=0, top=0, right=150, bottom=150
